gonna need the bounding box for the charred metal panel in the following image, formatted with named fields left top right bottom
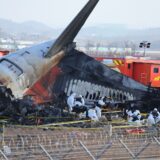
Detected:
left=53, top=49, right=149, bottom=101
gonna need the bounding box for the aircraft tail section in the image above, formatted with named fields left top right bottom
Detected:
left=45, top=0, right=99, bottom=58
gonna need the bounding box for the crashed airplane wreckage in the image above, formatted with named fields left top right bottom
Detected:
left=53, top=49, right=160, bottom=111
left=0, top=0, right=159, bottom=122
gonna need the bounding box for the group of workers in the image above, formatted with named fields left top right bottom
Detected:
left=1, top=85, right=160, bottom=126
left=126, top=104, right=160, bottom=126
left=67, top=93, right=107, bottom=121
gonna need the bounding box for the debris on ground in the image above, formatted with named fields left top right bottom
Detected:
left=0, top=85, right=159, bottom=130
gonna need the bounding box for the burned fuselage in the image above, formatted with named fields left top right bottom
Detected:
left=53, top=49, right=149, bottom=102
left=0, top=41, right=65, bottom=98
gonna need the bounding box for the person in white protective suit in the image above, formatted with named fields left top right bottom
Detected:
left=67, top=93, right=88, bottom=116
left=95, top=106, right=101, bottom=119
left=67, top=93, right=76, bottom=112
left=72, top=94, right=88, bottom=116
left=95, top=97, right=106, bottom=119
left=147, top=108, right=160, bottom=125
left=126, top=106, right=142, bottom=123
left=88, top=105, right=99, bottom=121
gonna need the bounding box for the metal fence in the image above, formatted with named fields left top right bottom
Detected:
left=0, top=125, right=159, bottom=160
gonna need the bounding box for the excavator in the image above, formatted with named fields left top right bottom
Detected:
left=0, top=0, right=159, bottom=114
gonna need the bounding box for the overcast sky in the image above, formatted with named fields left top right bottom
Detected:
left=0, top=0, right=160, bottom=29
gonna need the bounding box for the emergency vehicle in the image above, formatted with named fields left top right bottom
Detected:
left=95, top=57, right=160, bottom=88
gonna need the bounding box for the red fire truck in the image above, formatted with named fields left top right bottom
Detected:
left=95, top=57, right=160, bottom=88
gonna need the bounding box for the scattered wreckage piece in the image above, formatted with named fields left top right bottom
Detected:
left=0, top=85, right=74, bottom=125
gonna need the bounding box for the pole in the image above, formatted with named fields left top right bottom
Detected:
left=143, top=45, right=146, bottom=57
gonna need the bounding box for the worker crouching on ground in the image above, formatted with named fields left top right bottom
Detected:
left=126, top=105, right=143, bottom=124
left=67, top=93, right=88, bottom=117
left=87, top=96, right=107, bottom=121
left=147, top=108, right=160, bottom=125
left=67, top=93, right=103, bottom=121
